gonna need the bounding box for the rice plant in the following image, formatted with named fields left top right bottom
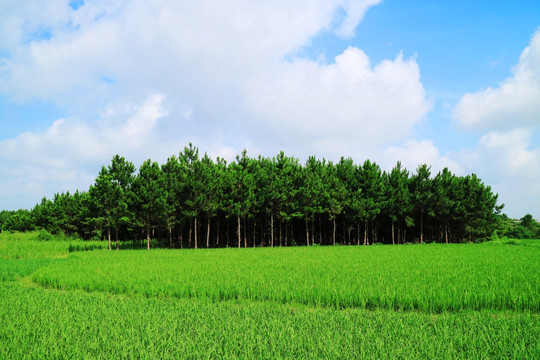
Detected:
left=0, top=281, right=538, bottom=359
left=32, top=243, right=540, bottom=312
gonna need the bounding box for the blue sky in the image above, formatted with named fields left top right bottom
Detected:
left=0, top=0, right=539, bottom=218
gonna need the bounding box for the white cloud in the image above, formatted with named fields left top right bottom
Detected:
left=0, top=0, right=434, bottom=210
left=0, top=95, right=173, bottom=209
left=461, top=129, right=540, bottom=181
left=0, top=94, right=169, bottom=165
left=451, top=29, right=540, bottom=217
left=245, top=48, right=431, bottom=159
left=0, top=1, right=382, bottom=101
left=454, top=29, right=540, bottom=130
left=379, top=132, right=540, bottom=218
left=334, top=0, right=381, bottom=38
left=456, top=129, right=540, bottom=218
left=382, top=140, right=462, bottom=175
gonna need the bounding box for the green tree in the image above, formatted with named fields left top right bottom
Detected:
left=1, top=209, right=33, bottom=232
left=179, top=143, right=200, bottom=248
left=385, top=162, right=412, bottom=244
left=108, top=155, right=136, bottom=248
left=89, top=167, right=121, bottom=249
left=302, top=156, right=326, bottom=245
left=411, top=164, right=432, bottom=244
left=162, top=155, right=183, bottom=248
left=327, top=160, right=347, bottom=245
left=228, top=150, right=256, bottom=248
left=199, top=154, right=219, bottom=248
left=358, top=160, right=384, bottom=245
left=273, top=151, right=302, bottom=246
left=133, top=160, right=167, bottom=250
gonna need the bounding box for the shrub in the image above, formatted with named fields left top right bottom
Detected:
left=37, top=230, right=53, bottom=242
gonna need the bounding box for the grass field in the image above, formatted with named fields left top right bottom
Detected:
left=0, top=231, right=107, bottom=259
left=1, top=232, right=539, bottom=359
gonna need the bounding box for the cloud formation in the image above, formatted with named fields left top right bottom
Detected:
left=245, top=48, right=431, bottom=159
left=0, top=94, right=173, bottom=207
left=0, top=0, right=431, bottom=211
left=454, top=29, right=540, bottom=131
left=449, top=28, right=540, bottom=217
left=456, top=129, right=540, bottom=217
left=382, top=140, right=461, bottom=175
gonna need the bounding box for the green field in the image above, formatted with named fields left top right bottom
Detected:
left=1, top=233, right=539, bottom=359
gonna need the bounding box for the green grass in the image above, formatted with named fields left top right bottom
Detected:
left=0, top=231, right=108, bottom=259
left=1, top=282, right=538, bottom=359
left=1, top=235, right=539, bottom=359
left=32, top=243, right=540, bottom=312
left=520, top=238, right=540, bottom=247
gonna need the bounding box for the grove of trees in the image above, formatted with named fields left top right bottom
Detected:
left=0, top=144, right=519, bottom=248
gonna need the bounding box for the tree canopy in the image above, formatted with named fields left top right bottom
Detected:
left=1, top=144, right=520, bottom=248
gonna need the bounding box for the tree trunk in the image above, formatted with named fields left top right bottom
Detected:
left=107, top=226, right=112, bottom=250
left=169, top=224, right=172, bottom=248
left=305, top=218, right=309, bottom=246
left=391, top=219, right=395, bottom=245
left=243, top=215, right=247, bottom=248
left=364, top=218, right=368, bottom=245
left=180, top=227, right=183, bottom=249
left=206, top=217, right=210, bottom=248
left=311, top=218, right=315, bottom=245
left=318, top=216, right=322, bottom=245
left=237, top=216, right=241, bottom=248
left=216, top=219, right=220, bottom=246
left=253, top=220, right=256, bottom=248
left=270, top=214, right=274, bottom=247
left=420, top=209, right=424, bottom=244
left=226, top=220, right=230, bottom=247
left=279, top=219, right=282, bottom=247
left=332, top=218, right=336, bottom=246
left=194, top=217, right=198, bottom=249
left=357, top=222, right=360, bottom=246
left=188, top=222, right=192, bottom=248
left=445, top=224, right=449, bottom=244
left=116, top=227, right=119, bottom=250
left=146, top=216, right=150, bottom=250
left=285, top=221, right=288, bottom=247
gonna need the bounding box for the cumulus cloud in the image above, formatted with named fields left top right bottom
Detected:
left=334, top=0, right=381, bottom=38
left=0, top=95, right=173, bottom=209
left=454, top=29, right=540, bottom=130
left=451, top=29, right=540, bottom=217
left=382, top=140, right=461, bottom=174
left=0, top=94, right=169, bottom=165
left=0, top=0, right=434, bottom=210
left=461, top=129, right=540, bottom=181
left=456, top=129, right=540, bottom=218
left=0, top=1, right=382, bottom=100
left=380, top=131, right=540, bottom=218
left=245, top=48, right=431, bottom=159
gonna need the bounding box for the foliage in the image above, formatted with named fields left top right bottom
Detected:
left=0, top=240, right=538, bottom=359
left=0, top=231, right=107, bottom=259
left=1, top=280, right=537, bottom=359
left=32, top=244, right=540, bottom=312
left=496, top=213, right=540, bottom=239
left=0, top=147, right=508, bottom=247
left=37, top=230, right=53, bottom=242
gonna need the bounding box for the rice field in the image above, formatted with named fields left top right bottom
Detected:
left=0, top=231, right=107, bottom=259
left=1, top=233, right=539, bottom=359
left=32, top=243, right=540, bottom=312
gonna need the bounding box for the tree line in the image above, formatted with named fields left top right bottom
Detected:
left=1, top=144, right=509, bottom=249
